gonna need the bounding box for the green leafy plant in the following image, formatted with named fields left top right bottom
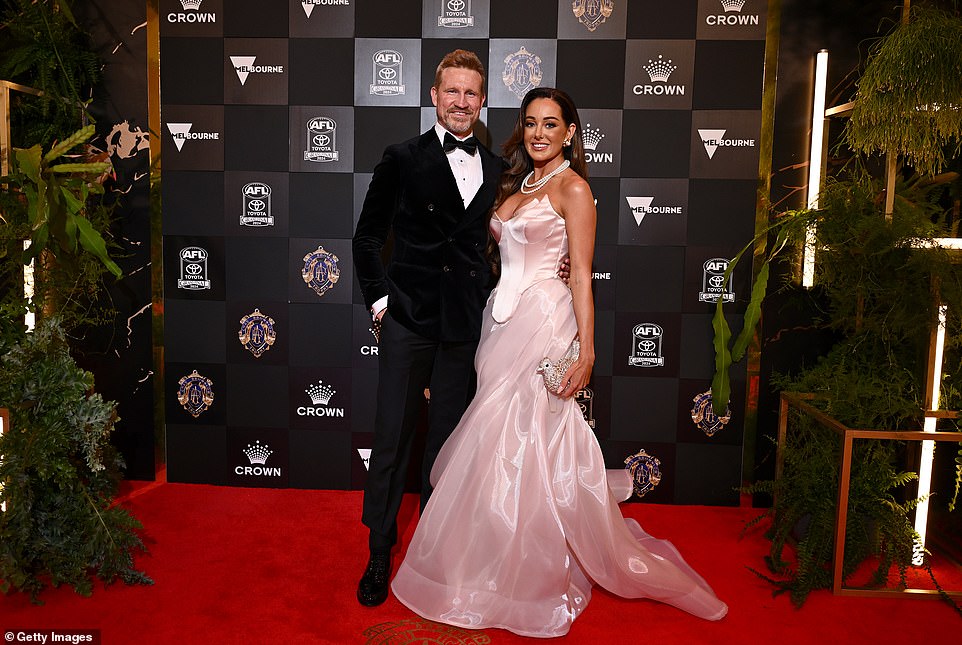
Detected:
left=0, top=124, right=121, bottom=337
left=0, top=318, right=151, bottom=602
left=0, top=0, right=101, bottom=147
left=6, top=124, right=120, bottom=278
left=846, top=5, right=962, bottom=177
left=736, top=169, right=962, bottom=611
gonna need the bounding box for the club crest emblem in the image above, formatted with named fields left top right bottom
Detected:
left=572, top=0, right=614, bottom=32
left=177, top=370, right=214, bottom=418
left=238, top=308, right=276, bottom=358
left=502, top=46, right=543, bottom=100
left=302, top=245, right=340, bottom=297
left=690, top=390, right=732, bottom=437
left=624, top=449, right=662, bottom=498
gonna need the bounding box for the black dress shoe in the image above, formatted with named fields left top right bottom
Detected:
left=357, top=551, right=392, bottom=606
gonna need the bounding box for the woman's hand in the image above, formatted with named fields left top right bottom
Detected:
left=557, top=352, right=593, bottom=399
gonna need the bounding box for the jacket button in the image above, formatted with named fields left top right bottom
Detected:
left=427, top=204, right=434, bottom=211
left=443, top=265, right=452, bottom=272
left=469, top=270, right=477, bottom=277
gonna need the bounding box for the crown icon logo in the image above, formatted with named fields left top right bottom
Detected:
left=582, top=124, right=605, bottom=151
left=720, top=0, right=746, bottom=11
left=243, top=440, right=272, bottom=465
left=180, top=0, right=203, bottom=10
left=305, top=380, right=336, bottom=405
left=644, top=55, right=676, bottom=83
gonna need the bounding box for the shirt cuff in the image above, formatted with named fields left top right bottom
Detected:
left=371, top=296, right=388, bottom=320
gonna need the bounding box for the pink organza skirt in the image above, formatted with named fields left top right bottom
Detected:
left=391, top=277, right=727, bottom=638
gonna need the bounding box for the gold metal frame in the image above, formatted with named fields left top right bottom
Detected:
left=776, top=391, right=962, bottom=599
left=0, top=80, right=42, bottom=175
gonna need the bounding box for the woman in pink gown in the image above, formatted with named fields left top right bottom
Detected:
left=391, top=87, right=728, bottom=637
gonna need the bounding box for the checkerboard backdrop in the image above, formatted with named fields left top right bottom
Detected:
left=161, top=0, right=767, bottom=505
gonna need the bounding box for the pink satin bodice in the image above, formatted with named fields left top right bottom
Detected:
left=489, top=195, right=568, bottom=323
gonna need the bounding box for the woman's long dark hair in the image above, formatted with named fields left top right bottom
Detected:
left=494, top=87, right=589, bottom=211
left=486, top=87, right=589, bottom=280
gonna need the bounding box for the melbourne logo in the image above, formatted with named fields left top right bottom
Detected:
left=357, top=448, right=372, bottom=471
left=698, top=129, right=755, bottom=159
left=167, top=0, right=216, bottom=23
left=177, top=246, right=210, bottom=290
left=629, top=323, right=665, bottom=367
left=177, top=370, right=214, bottom=418
left=166, top=122, right=219, bottom=152
left=301, top=246, right=340, bottom=297
left=301, top=0, right=351, bottom=19
left=236, top=441, right=281, bottom=477
left=296, top=379, right=346, bottom=418
left=229, top=56, right=284, bottom=86
left=699, top=258, right=735, bottom=303
left=707, top=0, right=760, bottom=25
left=625, top=196, right=683, bottom=226
left=503, top=46, right=543, bottom=100
left=633, top=55, right=685, bottom=96
left=241, top=182, right=273, bottom=227
left=370, top=50, right=405, bottom=96
left=438, top=0, right=474, bottom=28
left=304, top=117, right=339, bottom=162
left=238, top=308, right=276, bottom=358
left=572, top=0, right=614, bottom=32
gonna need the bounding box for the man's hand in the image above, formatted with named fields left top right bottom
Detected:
left=371, top=308, right=385, bottom=343
left=557, top=255, right=571, bottom=285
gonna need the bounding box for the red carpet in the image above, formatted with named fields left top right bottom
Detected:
left=1, top=480, right=959, bottom=644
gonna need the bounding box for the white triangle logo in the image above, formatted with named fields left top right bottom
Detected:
left=357, top=448, right=372, bottom=471
left=166, top=122, right=192, bottom=152
left=230, top=56, right=256, bottom=86
left=301, top=2, right=314, bottom=18
left=698, top=129, right=726, bottom=159
left=625, top=196, right=655, bottom=226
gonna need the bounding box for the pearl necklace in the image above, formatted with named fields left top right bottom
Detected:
left=520, top=159, right=570, bottom=194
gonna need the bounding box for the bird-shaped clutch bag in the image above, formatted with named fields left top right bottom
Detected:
left=536, top=339, right=580, bottom=391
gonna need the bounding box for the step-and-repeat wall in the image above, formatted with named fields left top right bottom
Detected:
left=160, top=0, right=766, bottom=505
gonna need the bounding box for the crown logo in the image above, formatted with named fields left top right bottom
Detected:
left=305, top=380, right=336, bottom=405
left=582, top=123, right=605, bottom=151
left=720, top=0, right=746, bottom=11
left=644, top=55, right=676, bottom=83
left=180, top=0, right=203, bottom=10
left=243, top=441, right=272, bottom=465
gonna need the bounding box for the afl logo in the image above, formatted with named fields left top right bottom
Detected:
left=305, top=117, right=338, bottom=162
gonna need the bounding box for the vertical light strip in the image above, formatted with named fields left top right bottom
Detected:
left=23, top=240, right=34, bottom=332
left=802, top=49, right=829, bottom=288
left=913, top=304, right=947, bottom=565
left=0, top=411, right=5, bottom=511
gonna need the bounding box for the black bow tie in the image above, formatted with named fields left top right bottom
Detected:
left=443, top=133, right=478, bottom=155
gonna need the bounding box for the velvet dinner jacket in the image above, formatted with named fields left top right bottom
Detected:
left=353, top=129, right=504, bottom=343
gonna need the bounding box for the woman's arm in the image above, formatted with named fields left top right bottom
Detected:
left=556, top=176, right=597, bottom=399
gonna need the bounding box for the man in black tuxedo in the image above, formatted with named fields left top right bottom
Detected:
left=352, top=50, right=502, bottom=607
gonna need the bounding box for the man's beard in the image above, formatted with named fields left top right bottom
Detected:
left=442, top=111, right=474, bottom=135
